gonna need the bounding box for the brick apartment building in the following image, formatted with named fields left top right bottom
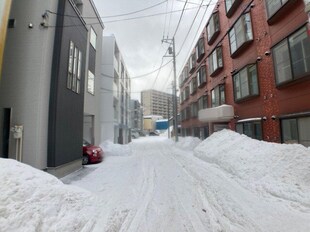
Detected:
left=179, top=0, right=310, bottom=147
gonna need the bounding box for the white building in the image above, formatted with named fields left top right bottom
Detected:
left=101, top=35, right=131, bottom=144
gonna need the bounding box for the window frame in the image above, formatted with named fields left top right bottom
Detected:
left=280, top=116, right=310, bottom=147
left=265, top=0, right=289, bottom=19
left=228, top=12, right=253, bottom=57
left=208, top=46, right=223, bottom=76
left=67, top=40, right=82, bottom=94
left=90, top=27, right=97, bottom=50
left=225, top=0, right=242, bottom=17
left=272, top=25, right=310, bottom=86
left=236, top=120, right=263, bottom=140
left=196, top=37, right=205, bottom=62
left=211, top=84, right=225, bottom=107
left=233, top=64, right=259, bottom=102
left=87, top=70, right=95, bottom=95
left=207, top=12, right=220, bottom=44
left=197, top=65, right=207, bottom=87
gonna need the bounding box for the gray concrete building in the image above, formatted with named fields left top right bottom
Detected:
left=0, top=0, right=103, bottom=177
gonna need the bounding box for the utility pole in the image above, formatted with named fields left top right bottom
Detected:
left=162, top=37, right=178, bottom=142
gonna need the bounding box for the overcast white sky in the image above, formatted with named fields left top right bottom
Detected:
left=93, top=0, right=217, bottom=101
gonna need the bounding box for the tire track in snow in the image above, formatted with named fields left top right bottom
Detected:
left=118, top=145, right=156, bottom=232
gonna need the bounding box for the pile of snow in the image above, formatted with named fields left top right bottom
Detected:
left=100, top=140, right=131, bottom=156
left=0, top=159, right=98, bottom=232
left=175, top=136, right=202, bottom=151
left=194, top=129, right=310, bottom=209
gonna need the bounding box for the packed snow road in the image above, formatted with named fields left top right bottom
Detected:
left=63, top=134, right=310, bottom=232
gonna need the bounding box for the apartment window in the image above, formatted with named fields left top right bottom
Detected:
left=273, top=26, right=310, bottom=85
left=190, top=76, right=197, bottom=95
left=67, top=41, right=82, bottom=94
left=189, top=53, right=196, bottom=72
left=266, top=0, right=288, bottom=18
left=196, top=38, right=205, bottom=61
left=198, top=95, right=208, bottom=110
left=76, top=51, right=82, bottom=94
left=229, top=13, right=253, bottom=56
left=197, top=66, right=207, bottom=87
left=186, top=106, right=191, bottom=119
left=191, top=102, right=198, bottom=118
left=90, top=27, right=97, bottom=49
left=88, top=70, right=95, bottom=95
left=236, top=121, right=262, bottom=140
left=207, top=12, right=220, bottom=44
left=281, top=116, right=310, bottom=147
left=208, top=47, right=223, bottom=76
left=185, top=86, right=190, bottom=99
left=233, top=64, right=259, bottom=101
left=211, top=85, right=225, bottom=107
left=225, top=0, right=242, bottom=16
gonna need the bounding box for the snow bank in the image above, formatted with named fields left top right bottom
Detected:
left=100, top=140, right=131, bottom=156
left=175, top=136, right=201, bottom=151
left=0, top=159, right=98, bottom=232
left=194, top=129, right=310, bottom=209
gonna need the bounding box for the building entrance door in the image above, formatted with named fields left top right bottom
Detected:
left=0, top=108, right=11, bottom=158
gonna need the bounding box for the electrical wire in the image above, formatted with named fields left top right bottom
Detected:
left=175, top=0, right=208, bottom=57
left=47, top=0, right=168, bottom=19
left=172, top=0, right=188, bottom=38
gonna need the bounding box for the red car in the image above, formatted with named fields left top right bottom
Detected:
left=82, top=140, right=104, bottom=165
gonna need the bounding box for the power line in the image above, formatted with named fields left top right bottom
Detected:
left=47, top=4, right=214, bottom=27
left=172, top=0, right=188, bottom=38
left=176, top=0, right=208, bottom=57
left=47, top=1, right=168, bottom=19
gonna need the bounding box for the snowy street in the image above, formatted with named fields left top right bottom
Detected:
left=62, top=131, right=310, bottom=232
left=1, top=130, right=310, bottom=231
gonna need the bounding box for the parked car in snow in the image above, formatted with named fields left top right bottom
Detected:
left=149, top=131, right=159, bottom=136
left=82, top=140, right=104, bottom=165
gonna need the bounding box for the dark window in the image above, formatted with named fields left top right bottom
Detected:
left=229, top=13, right=253, bottom=55
left=207, top=12, right=220, bottom=44
left=236, top=121, right=262, bottom=140
left=273, top=26, right=310, bottom=85
left=281, top=116, right=310, bottom=147
left=233, top=64, right=259, bottom=101
left=198, top=95, right=208, bottom=110
left=190, top=76, right=197, bottom=95
left=196, top=38, right=205, bottom=61
left=208, top=47, right=223, bottom=76
left=189, top=53, right=196, bottom=72
left=197, top=66, right=207, bottom=87
left=67, top=41, right=82, bottom=94
left=265, top=0, right=288, bottom=18
left=185, top=86, right=190, bottom=99
left=191, top=102, right=198, bottom=118
left=211, top=85, right=225, bottom=107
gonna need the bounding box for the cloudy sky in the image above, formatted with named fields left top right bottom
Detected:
left=93, top=0, right=217, bottom=100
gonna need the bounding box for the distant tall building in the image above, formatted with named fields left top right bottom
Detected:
left=141, top=89, right=177, bottom=119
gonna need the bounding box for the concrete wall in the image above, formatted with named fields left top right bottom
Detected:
left=101, top=36, right=115, bottom=142
left=0, top=0, right=58, bottom=169
left=83, top=0, right=103, bottom=146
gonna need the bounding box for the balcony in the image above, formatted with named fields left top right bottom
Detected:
left=198, top=104, right=234, bottom=123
